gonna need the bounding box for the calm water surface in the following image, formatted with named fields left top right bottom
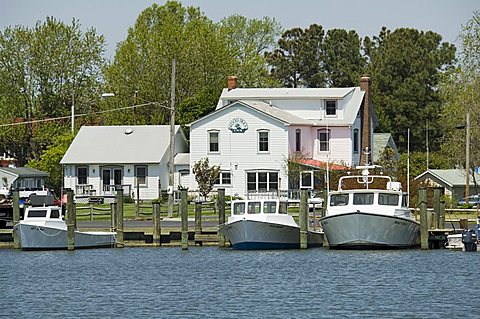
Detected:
left=0, top=247, right=478, bottom=318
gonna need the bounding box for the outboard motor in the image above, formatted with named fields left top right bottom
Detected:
left=462, top=229, right=477, bottom=252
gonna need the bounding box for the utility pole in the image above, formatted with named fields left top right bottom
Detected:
left=466, top=112, right=470, bottom=206
left=168, top=58, right=176, bottom=217
left=71, top=90, right=75, bottom=134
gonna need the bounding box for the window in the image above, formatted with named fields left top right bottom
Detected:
left=353, top=193, right=374, bottom=205
left=295, top=129, right=301, bottom=152
left=27, top=209, right=47, bottom=218
left=77, top=166, right=88, bottom=185
left=353, top=129, right=359, bottom=154
left=233, top=202, right=245, bottom=215
left=215, top=171, right=231, bottom=185
left=263, top=201, right=277, bottom=214
left=300, top=171, right=313, bottom=189
left=246, top=172, right=279, bottom=192
left=317, top=129, right=330, bottom=152
left=50, top=209, right=60, bottom=219
left=330, top=194, right=349, bottom=206
left=379, top=193, right=399, bottom=206
left=135, top=166, right=147, bottom=186
left=326, top=100, right=337, bottom=116
left=258, top=130, right=269, bottom=152
left=208, top=130, right=219, bottom=153
left=279, top=202, right=288, bottom=214
left=247, top=202, right=261, bottom=214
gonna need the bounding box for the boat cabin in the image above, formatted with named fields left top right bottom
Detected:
left=22, top=205, right=65, bottom=228
left=231, top=199, right=288, bottom=215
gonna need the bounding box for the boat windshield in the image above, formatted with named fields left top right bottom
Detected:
left=247, top=202, right=261, bottom=214
left=233, top=202, right=245, bottom=215
left=27, top=209, right=48, bottom=218
left=378, top=193, right=399, bottom=206
left=50, top=209, right=61, bottom=218
left=353, top=193, right=374, bottom=205
left=330, top=194, right=349, bottom=206
left=263, top=201, right=277, bottom=214
left=279, top=202, right=288, bottom=214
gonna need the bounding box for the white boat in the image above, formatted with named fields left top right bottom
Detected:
left=218, top=198, right=323, bottom=250
left=14, top=205, right=116, bottom=250
left=445, top=233, right=463, bottom=250
left=320, top=165, right=420, bottom=249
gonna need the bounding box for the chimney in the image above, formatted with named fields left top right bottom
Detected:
left=359, top=76, right=372, bottom=165
left=227, top=76, right=237, bottom=91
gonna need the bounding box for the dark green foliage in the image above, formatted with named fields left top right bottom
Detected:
left=192, top=158, right=220, bottom=199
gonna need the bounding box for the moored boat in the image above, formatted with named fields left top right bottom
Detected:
left=14, top=203, right=116, bottom=250
left=219, top=198, right=323, bottom=250
left=320, top=165, right=420, bottom=249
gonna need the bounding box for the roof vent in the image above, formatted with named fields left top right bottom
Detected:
left=124, top=128, right=134, bottom=135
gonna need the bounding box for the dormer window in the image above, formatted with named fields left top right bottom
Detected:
left=326, top=100, right=337, bottom=116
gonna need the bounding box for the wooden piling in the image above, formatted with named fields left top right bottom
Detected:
left=217, top=188, right=226, bottom=248
left=12, top=190, right=20, bottom=249
left=419, top=188, right=428, bottom=250
left=67, top=189, right=75, bottom=251
left=433, top=187, right=442, bottom=229
left=110, top=202, right=116, bottom=231
left=180, top=189, right=188, bottom=250
left=195, top=201, right=202, bottom=235
left=153, top=202, right=161, bottom=247
left=135, top=177, right=140, bottom=220
left=116, top=187, right=124, bottom=248
left=439, top=200, right=446, bottom=230
left=322, top=187, right=329, bottom=247
left=299, top=190, right=308, bottom=249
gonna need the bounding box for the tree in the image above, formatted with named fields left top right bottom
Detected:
left=267, top=24, right=325, bottom=88
left=0, top=17, right=106, bottom=164
left=323, top=29, right=365, bottom=87
left=375, top=147, right=398, bottom=178
left=219, top=15, right=282, bottom=88
left=364, top=27, right=456, bottom=152
left=192, top=158, right=220, bottom=200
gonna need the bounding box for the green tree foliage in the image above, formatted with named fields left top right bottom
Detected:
left=268, top=24, right=325, bottom=87
left=28, top=133, right=74, bottom=193
left=440, top=12, right=480, bottom=171
left=0, top=17, right=106, bottom=164
left=375, top=147, right=398, bottom=178
left=364, top=27, right=456, bottom=152
left=192, top=158, right=220, bottom=199
left=219, top=14, right=282, bottom=87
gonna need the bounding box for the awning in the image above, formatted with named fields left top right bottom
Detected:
left=296, top=158, right=350, bottom=171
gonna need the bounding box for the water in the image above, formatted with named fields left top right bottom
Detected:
left=1, top=247, right=479, bottom=318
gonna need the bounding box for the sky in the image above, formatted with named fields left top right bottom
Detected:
left=2, top=0, right=479, bottom=60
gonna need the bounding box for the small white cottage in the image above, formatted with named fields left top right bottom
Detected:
left=61, top=125, right=188, bottom=201
left=189, top=76, right=377, bottom=198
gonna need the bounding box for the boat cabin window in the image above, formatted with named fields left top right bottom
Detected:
left=263, top=201, right=277, bottom=214
left=27, top=210, right=48, bottom=218
left=279, top=202, right=288, bottom=214
left=247, top=202, right=261, bottom=214
left=233, top=202, right=245, bottom=215
left=353, top=193, right=374, bottom=205
left=50, top=209, right=61, bottom=219
left=402, top=194, right=408, bottom=207
left=330, top=194, right=349, bottom=206
left=378, top=193, right=399, bottom=206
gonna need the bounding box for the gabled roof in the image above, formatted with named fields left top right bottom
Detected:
left=414, top=169, right=480, bottom=187
left=174, top=153, right=190, bottom=166
left=373, top=133, right=399, bottom=162
left=60, top=125, right=183, bottom=164
left=190, top=100, right=313, bottom=127
left=0, top=167, right=48, bottom=178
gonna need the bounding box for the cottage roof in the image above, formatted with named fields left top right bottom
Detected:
left=174, top=153, right=190, bottom=166
left=414, top=169, right=480, bottom=187
left=373, top=133, right=400, bottom=162
left=60, top=125, right=183, bottom=164
left=0, top=167, right=48, bottom=177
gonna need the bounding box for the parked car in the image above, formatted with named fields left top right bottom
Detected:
left=458, top=195, right=480, bottom=207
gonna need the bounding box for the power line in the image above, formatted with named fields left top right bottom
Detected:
left=0, top=102, right=155, bottom=128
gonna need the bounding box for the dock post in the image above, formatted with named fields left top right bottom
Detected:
left=419, top=188, right=428, bottom=250
left=180, top=189, right=188, bottom=250
left=153, top=202, right=161, bottom=247
left=217, top=188, right=226, bottom=248
left=67, top=189, right=75, bottom=251
left=12, top=190, right=20, bottom=249
left=439, top=200, right=446, bottom=230
left=322, top=187, right=329, bottom=247
left=195, top=201, right=202, bottom=235
left=299, top=190, right=308, bottom=249
left=110, top=202, right=116, bottom=231
left=115, top=187, right=124, bottom=248
left=433, top=187, right=442, bottom=229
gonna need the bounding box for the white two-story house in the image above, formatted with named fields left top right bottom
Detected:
left=189, top=76, right=376, bottom=198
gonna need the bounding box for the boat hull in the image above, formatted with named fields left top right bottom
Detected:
left=320, top=212, right=420, bottom=249
left=15, top=223, right=116, bottom=250
left=219, top=219, right=323, bottom=250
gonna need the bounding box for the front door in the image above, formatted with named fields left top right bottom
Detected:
left=102, top=169, right=111, bottom=193
left=114, top=169, right=122, bottom=187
